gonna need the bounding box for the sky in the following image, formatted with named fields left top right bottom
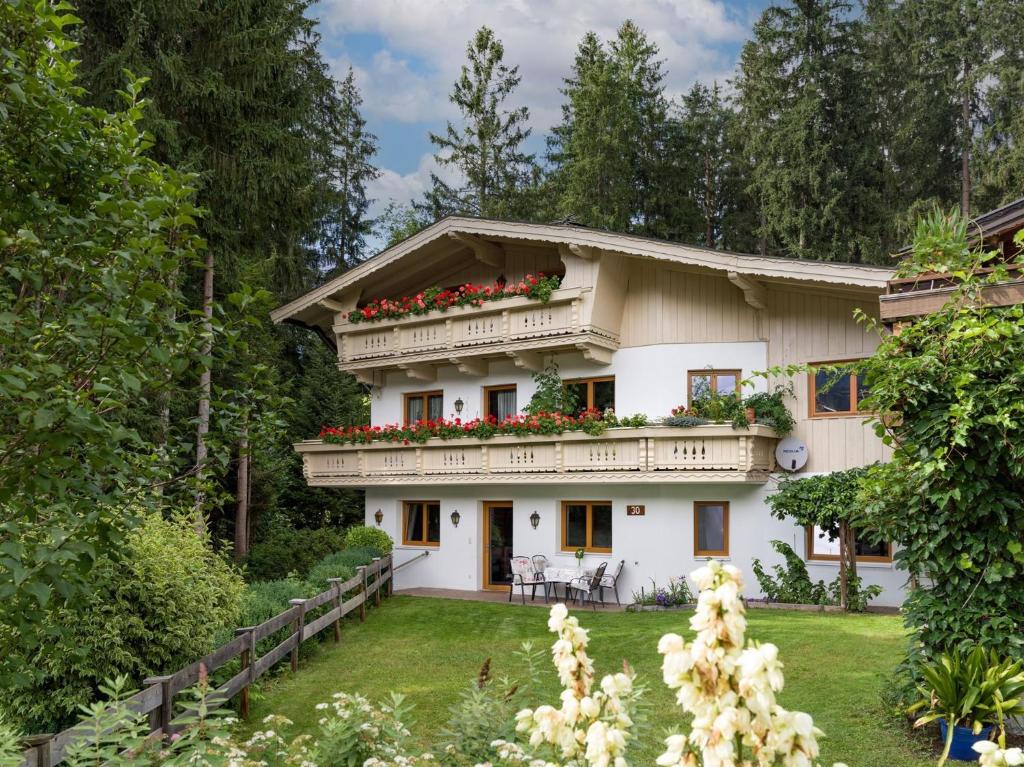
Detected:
left=312, top=0, right=771, bottom=234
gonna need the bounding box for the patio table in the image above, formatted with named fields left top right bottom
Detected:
left=544, top=566, right=593, bottom=602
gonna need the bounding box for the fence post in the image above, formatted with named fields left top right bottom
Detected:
left=372, top=557, right=382, bottom=608
left=235, top=627, right=255, bottom=719
left=327, top=578, right=343, bottom=642
left=357, top=565, right=367, bottom=622
left=387, top=554, right=394, bottom=598
left=143, top=674, right=174, bottom=741
left=288, top=598, right=306, bottom=672
left=23, top=734, right=52, bottom=767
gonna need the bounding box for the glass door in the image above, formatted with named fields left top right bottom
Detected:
left=483, top=502, right=514, bottom=590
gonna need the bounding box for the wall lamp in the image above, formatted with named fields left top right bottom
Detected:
left=451, top=510, right=461, bottom=528
left=374, top=509, right=383, bottom=527
left=454, top=397, right=464, bottom=415
left=530, top=510, right=541, bottom=529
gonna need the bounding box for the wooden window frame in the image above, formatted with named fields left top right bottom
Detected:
left=563, top=376, right=615, bottom=412
left=402, top=501, right=441, bottom=547
left=687, top=369, right=742, bottom=401
left=807, top=360, right=868, bottom=418
left=560, top=501, right=613, bottom=554
left=694, top=501, right=730, bottom=557
left=403, top=390, right=444, bottom=425
left=483, top=384, right=517, bottom=421
left=805, top=526, right=892, bottom=563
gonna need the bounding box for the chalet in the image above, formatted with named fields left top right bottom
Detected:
left=272, top=217, right=906, bottom=605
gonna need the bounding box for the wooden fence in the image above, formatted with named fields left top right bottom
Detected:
left=19, top=554, right=394, bottom=767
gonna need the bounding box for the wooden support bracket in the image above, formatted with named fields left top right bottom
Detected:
left=577, top=344, right=613, bottom=364
left=449, top=357, right=488, bottom=376
left=449, top=232, right=505, bottom=268
left=506, top=351, right=543, bottom=372
left=399, top=364, right=437, bottom=382
left=727, top=272, right=768, bottom=311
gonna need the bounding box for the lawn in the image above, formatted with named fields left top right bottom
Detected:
left=245, top=595, right=933, bottom=767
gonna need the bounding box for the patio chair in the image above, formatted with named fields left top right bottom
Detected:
left=531, top=554, right=550, bottom=599
left=509, top=555, right=546, bottom=605
left=599, top=559, right=625, bottom=606
left=568, top=561, right=608, bottom=611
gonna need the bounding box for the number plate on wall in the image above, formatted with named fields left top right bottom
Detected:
left=626, top=505, right=645, bottom=516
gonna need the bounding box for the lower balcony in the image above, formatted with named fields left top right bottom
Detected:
left=295, top=425, right=778, bottom=486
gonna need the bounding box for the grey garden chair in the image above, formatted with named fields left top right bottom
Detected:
left=568, top=561, right=608, bottom=611
left=509, top=555, right=546, bottom=604
left=599, top=559, right=625, bottom=606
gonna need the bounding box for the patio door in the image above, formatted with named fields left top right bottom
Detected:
left=483, top=502, right=514, bottom=590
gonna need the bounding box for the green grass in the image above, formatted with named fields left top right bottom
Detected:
left=245, top=596, right=932, bottom=767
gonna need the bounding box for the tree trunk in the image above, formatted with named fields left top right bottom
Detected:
left=837, top=519, right=858, bottom=611
left=193, top=249, right=214, bottom=533
left=234, top=420, right=250, bottom=560
left=960, top=62, right=971, bottom=216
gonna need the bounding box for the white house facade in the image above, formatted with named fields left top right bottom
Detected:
left=272, top=218, right=906, bottom=605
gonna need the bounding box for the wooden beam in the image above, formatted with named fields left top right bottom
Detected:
left=448, top=357, right=488, bottom=377
left=568, top=243, right=599, bottom=261
left=506, top=351, right=543, bottom=372
left=449, top=233, right=504, bottom=268
left=576, top=344, right=613, bottom=365
left=317, top=298, right=346, bottom=312
left=351, top=369, right=382, bottom=387
left=399, top=364, right=436, bottom=382
left=727, top=272, right=768, bottom=311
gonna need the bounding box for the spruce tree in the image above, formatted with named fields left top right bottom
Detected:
left=424, top=26, right=535, bottom=218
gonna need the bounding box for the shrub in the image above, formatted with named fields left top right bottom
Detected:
left=344, top=526, right=394, bottom=555
left=1, top=512, right=245, bottom=732
left=752, top=540, right=881, bottom=610
left=306, top=547, right=379, bottom=591
left=245, top=526, right=347, bottom=581
left=524, top=361, right=579, bottom=415
left=632, top=576, right=694, bottom=607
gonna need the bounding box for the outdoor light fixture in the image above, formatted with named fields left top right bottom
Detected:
left=451, top=510, right=461, bottom=528
left=454, top=397, right=464, bottom=414
left=530, top=510, right=541, bottom=529
left=374, top=508, right=383, bottom=527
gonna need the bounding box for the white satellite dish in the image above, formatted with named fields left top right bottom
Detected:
left=775, top=438, right=809, bottom=472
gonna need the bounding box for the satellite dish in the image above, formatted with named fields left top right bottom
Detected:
left=775, top=438, right=808, bottom=472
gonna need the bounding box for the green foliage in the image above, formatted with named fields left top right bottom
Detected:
left=524, top=362, right=580, bottom=416
left=306, top=547, right=380, bottom=589
left=0, top=0, right=207, bottom=682
left=245, top=526, right=348, bottom=582
left=743, top=384, right=796, bottom=436
left=908, top=647, right=1024, bottom=766
left=344, top=527, right=394, bottom=556
left=856, top=211, right=1024, bottom=661
left=687, top=383, right=748, bottom=428
left=632, top=577, right=695, bottom=607
left=751, top=541, right=881, bottom=611
left=0, top=511, right=245, bottom=732
left=767, top=467, right=871, bottom=538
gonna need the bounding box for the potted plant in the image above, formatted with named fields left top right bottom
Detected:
left=574, top=547, right=585, bottom=574
left=908, top=646, right=1024, bottom=765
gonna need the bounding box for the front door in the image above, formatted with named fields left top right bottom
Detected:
left=483, top=502, right=514, bottom=590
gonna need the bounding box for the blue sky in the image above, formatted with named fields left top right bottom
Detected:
left=311, top=1, right=771, bottom=225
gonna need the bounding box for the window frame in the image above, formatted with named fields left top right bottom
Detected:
left=687, top=369, right=742, bottom=402
left=560, top=500, right=613, bottom=554
left=402, top=500, right=441, bottom=547
left=563, top=376, right=615, bottom=414
left=483, top=384, right=518, bottom=421
left=693, top=501, right=730, bottom=557
left=403, top=390, right=444, bottom=425
left=804, top=526, right=892, bottom=563
left=807, top=360, right=868, bottom=418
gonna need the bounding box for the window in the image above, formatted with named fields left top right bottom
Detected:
left=561, top=501, right=612, bottom=553
left=809, top=361, right=868, bottom=417
left=806, top=526, right=891, bottom=562
left=402, top=501, right=441, bottom=546
left=484, top=384, right=517, bottom=421
left=404, top=390, right=444, bottom=425
left=688, top=369, right=741, bottom=402
left=694, top=501, right=729, bottom=557
left=564, top=376, right=615, bottom=416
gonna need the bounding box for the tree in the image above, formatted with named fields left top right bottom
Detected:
left=857, top=211, right=1024, bottom=664
left=736, top=0, right=893, bottom=262
left=424, top=26, right=535, bottom=219
left=0, top=0, right=205, bottom=683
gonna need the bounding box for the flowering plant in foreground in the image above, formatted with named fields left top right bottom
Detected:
left=346, top=274, right=561, bottom=324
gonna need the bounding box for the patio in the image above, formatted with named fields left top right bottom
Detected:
left=393, top=586, right=627, bottom=611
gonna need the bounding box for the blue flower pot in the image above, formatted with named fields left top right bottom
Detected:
left=939, top=719, right=994, bottom=762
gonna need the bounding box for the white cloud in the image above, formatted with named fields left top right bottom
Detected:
left=365, top=151, right=462, bottom=219
left=318, top=0, right=748, bottom=130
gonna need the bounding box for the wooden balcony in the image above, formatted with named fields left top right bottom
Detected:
left=334, top=287, right=619, bottom=384
left=880, top=267, right=1024, bottom=323
left=295, top=424, right=779, bottom=486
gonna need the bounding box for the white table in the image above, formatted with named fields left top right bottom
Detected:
left=544, top=566, right=593, bottom=602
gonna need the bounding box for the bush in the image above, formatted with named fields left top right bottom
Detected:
left=245, top=526, right=347, bottom=581
left=1, top=512, right=245, bottom=732
left=344, top=526, right=393, bottom=555
left=752, top=540, right=881, bottom=610
left=305, top=547, right=379, bottom=591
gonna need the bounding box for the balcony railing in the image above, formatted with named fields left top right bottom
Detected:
left=295, top=424, right=778, bottom=486
left=334, top=287, right=618, bottom=382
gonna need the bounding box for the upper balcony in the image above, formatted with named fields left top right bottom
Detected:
left=295, top=424, right=779, bottom=486
left=335, top=285, right=620, bottom=385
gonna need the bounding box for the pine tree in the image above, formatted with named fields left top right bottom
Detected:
left=424, top=26, right=535, bottom=218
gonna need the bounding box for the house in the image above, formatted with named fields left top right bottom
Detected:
left=272, top=217, right=906, bottom=605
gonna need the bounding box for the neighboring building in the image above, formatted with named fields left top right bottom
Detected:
left=273, top=218, right=906, bottom=604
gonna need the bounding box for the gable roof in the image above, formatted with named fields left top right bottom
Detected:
left=271, top=216, right=894, bottom=326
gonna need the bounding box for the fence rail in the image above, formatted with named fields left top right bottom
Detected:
left=18, top=554, right=394, bottom=767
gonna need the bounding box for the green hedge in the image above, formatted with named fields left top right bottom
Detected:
left=245, top=526, right=348, bottom=581
left=343, top=525, right=393, bottom=554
